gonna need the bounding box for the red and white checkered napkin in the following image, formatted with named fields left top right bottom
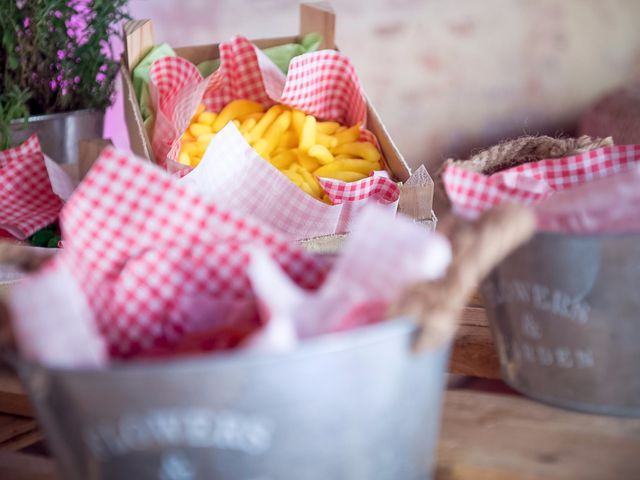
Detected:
left=11, top=146, right=334, bottom=366
left=181, top=125, right=399, bottom=239
left=246, top=203, right=452, bottom=351
left=0, top=135, right=64, bottom=239
left=443, top=144, right=640, bottom=232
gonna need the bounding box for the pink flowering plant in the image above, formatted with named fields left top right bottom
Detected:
left=0, top=0, right=129, bottom=148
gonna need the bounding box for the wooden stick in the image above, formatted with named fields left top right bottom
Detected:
left=392, top=204, right=536, bottom=352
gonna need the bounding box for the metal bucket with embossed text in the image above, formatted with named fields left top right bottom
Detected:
left=13, top=318, right=450, bottom=480
left=481, top=231, right=640, bottom=416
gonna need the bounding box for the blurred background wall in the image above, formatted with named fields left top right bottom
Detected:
left=108, top=0, right=640, bottom=174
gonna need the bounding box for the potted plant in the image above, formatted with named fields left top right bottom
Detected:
left=0, top=0, right=128, bottom=163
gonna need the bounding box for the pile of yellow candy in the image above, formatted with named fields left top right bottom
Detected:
left=178, top=99, right=383, bottom=203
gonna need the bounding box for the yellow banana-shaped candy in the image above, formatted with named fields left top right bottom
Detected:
left=193, top=141, right=208, bottom=157
left=197, top=111, right=217, bottom=126
left=296, top=150, right=321, bottom=172
left=291, top=109, right=306, bottom=136
left=191, top=103, right=205, bottom=122
left=178, top=152, right=191, bottom=166
left=315, top=170, right=367, bottom=182
left=278, top=131, right=298, bottom=149
left=180, top=98, right=387, bottom=199
left=249, top=105, right=282, bottom=142
left=181, top=131, right=196, bottom=143
left=238, top=112, right=263, bottom=122
left=316, top=132, right=338, bottom=149
left=331, top=155, right=381, bottom=169
left=270, top=150, right=297, bottom=169
left=282, top=169, right=304, bottom=187
left=196, top=141, right=212, bottom=156
left=296, top=166, right=323, bottom=198
left=253, top=138, right=270, bottom=158
left=240, top=117, right=257, bottom=134
left=188, top=123, right=212, bottom=138
left=317, top=121, right=340, bottom=135
left=332, top=142, right=381, bottom=163
left=196, top=132, right=215, bottom=144
left=333, top=124, right=360, bottom=146
left=315, top=158, right=377, bottom=176
left=298, top=180, right=314, bottom=197
left=212, top=99, right=264, bottom=132
left=308, top=144, right=335, bottom=165
left=262, top=111, right=292, bottom=155
left=182, top=142, right=201, bottom=157
left=299, top=115, right=317, bottom=152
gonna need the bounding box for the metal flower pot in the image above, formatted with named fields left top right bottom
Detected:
left=14, top=318, right=450, bottom=480
left=10, top=109, right=104, bottom=164
left=481, top=231, right=640, bottom=416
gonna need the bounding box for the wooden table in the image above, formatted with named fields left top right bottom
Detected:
left=1, top=302, right=639, bottom=479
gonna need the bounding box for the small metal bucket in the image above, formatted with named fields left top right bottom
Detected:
left=481, top=231, right=640, bottom=416
left=10, top=109, right=104, bottom=164
left=14, top=318, right=450, bottom=479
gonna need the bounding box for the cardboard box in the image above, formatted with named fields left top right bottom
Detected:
left=120, top=2, right=436, bottom=249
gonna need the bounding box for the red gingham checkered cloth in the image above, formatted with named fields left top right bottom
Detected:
left=21, top=146, right=332, bottom=361
left=148, top=36, right=398, bottom=238
left=443, top=144, right=640, bottom=232
left=182, top=125, right=399, bottom=239
left=0, top=135, right=64, bottom=239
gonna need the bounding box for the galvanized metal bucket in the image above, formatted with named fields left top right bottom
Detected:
left=481, top=231, right=640, bottom=416
left=10, top=109, right=104, bottom=164
left=14, top=318, right=450, bottom=480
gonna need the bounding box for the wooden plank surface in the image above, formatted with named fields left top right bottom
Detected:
left=0, top=428, right=43, bottom=451
left=0, top=413, right=35, bottom=444
left=0, top=372, right=32, bottom=417
left=451, top=307, right=501, bottom=379
left=0, top=411, right=41, bottom=452
left=0, top=451, right=58, bottom=480
left=436, top=389, right=640, bottom=480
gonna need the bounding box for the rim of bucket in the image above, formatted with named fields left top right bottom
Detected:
left=10, top=108, right=105, bottom=126
left=12, top=316, right=437, bottom=375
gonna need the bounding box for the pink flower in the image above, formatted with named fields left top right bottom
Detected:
left=50, top=80, right=57, bottom=90
left=57, top=50, right=65, bottom=60
left=96, top=72, right=107, bottom=83
left=23, top=17, right=29, bottom=29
